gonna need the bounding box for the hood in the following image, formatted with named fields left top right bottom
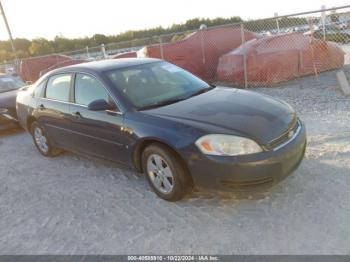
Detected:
left=145, top=87, right=296, bottom=145
left=0, top=89, right=19, bottom=109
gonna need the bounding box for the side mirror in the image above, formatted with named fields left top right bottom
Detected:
left=88, top=99, right=115, bottom=111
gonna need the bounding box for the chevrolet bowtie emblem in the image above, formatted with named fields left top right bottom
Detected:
left=288, top=130, right=294, bottom=139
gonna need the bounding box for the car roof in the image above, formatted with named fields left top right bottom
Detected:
left=53, top=58, right=163, bottom=74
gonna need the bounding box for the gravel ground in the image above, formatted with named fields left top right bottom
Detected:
left=0, top=70, right=349, bottom=255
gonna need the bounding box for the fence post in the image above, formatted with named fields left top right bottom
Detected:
left=321, top=5, right=326, bottom=41
left=86, top=46, right=90, bottom=58
left=101, top=44, right=107, bottom=58
left=159, top=36, right=164, bottom=59
left=240, top=24, right=248, bottom=89
left=274, top=12, right=280, bottom=34
left=200, top=24, right=206, bottom=64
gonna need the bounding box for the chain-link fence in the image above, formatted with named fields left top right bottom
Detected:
left=2, top=5, right=350, bottom=87
left=151, top=5, right=350, bottom=88
left=232, top=6, right=350, bottom=87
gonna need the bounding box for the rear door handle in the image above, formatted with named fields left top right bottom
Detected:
left=72, top=111, right=82, bottom=119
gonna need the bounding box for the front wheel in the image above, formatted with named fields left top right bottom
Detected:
left=142, top=144, right=193, bottom=201
left=31, top=122, right=62, bottom=157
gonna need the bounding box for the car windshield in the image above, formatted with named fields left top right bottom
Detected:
left=0, top=76, right=25, bottom=93
left=104, top=61, right=212, bottom=110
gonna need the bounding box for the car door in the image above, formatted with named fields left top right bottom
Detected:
left=68, top=73, right=129, bottom=164
left=35, top=73, right=75, bottom=150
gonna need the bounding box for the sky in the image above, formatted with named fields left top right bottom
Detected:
left=0, top=0, right=349, bottom=41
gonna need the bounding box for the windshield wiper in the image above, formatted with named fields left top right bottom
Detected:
left=138, top=97, right=186, bottom=111
left=138, top=85, right=215, bottom=111
left=186, top=85, right=215, bottom=99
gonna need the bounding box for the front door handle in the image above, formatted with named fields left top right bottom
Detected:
left=39, top=104, right=45, bottom=110
left=72, top=111, right=82, bottom=119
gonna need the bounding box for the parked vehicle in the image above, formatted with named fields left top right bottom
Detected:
left=138, top=27, right=257, bottom=81
left=313, top=28, right=350, bottom=43
left=217, top=33, right=344, bottom=86
left=335, top=21, right=348, bottom=30
left=0, top=74, right=26, bottom=129
left=305, top=25, right=350, bottom=43
left=16, top=58, right=307, bottom=201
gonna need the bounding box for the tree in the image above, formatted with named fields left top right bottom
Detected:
left=29, top=38, right=54, bottom=55
left=0, top=16, right=250, bottom=60
left=13, top=38, right=31, bottom=52
left=0, top=49, right=10, bottom=62
left=93, top=34, right=108, bottom=45
left=53, top=36, right=75, bottom=52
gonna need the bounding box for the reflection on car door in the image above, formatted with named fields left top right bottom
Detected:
left=68, top=73, right=129, bottom=164
left=36, top=74, right=75, bottom=149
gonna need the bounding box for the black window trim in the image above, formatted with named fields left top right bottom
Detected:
left=72, top=72, right=122, bottom=114
left=40, top=71, right=123, bottom=115
left=43, top=73, right=74, bottom=103
left=32, top=79, right=48, bottom=98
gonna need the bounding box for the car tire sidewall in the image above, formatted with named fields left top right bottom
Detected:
left=142, top=144, right=192, bottom=201
left=30, top=122, right=55, bottom=157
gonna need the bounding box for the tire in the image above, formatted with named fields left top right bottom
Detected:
left=30, top=121, right=62, bottom=157
left=142, top=144, right=193, bottom=201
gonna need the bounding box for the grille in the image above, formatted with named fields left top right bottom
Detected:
left=268, top=118, right=300, bottom=150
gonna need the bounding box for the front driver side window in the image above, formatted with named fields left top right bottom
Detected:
left=74, top=74, right=110, bottom=106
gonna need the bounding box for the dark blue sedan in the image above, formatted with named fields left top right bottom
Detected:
left=16, top=58, right=306, bottom=201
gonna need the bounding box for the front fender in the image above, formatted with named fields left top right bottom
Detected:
left=124, top=111, right=201, bottom=171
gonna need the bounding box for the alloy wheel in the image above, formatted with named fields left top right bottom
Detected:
left=147, top=154, right=174, bottom=194
left=34, top=127, right=49, bottom=154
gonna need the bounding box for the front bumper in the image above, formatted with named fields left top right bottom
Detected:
left=185, top=123, right=307, bottom=191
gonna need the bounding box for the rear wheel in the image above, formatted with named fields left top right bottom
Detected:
left=31, top=121, right=62, bottom=157
left=142, top=144, right=193, bottom=201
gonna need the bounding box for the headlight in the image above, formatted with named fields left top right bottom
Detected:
left=195, top=134, right=262, bottom=156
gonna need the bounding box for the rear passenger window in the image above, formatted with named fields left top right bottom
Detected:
left=46, top=74, right=72, bottom=102
left=74, top=74, right=109, bottom=106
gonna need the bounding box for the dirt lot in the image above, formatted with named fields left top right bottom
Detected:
left=0, top=70, right=349, bottom=254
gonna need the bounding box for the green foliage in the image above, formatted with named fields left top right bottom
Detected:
left=28, top=38, right=55, bottom=55
left=13, top=38, right=31, bottom=51
left=0, top=16, right=245, bottom=63
left=0, top=15, right=323, bottom=63
left=244, top=17, right=308, bottom=32
left=93, top=34, right=108, bottom=45
left=171, top=33, right=191, bottom=42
